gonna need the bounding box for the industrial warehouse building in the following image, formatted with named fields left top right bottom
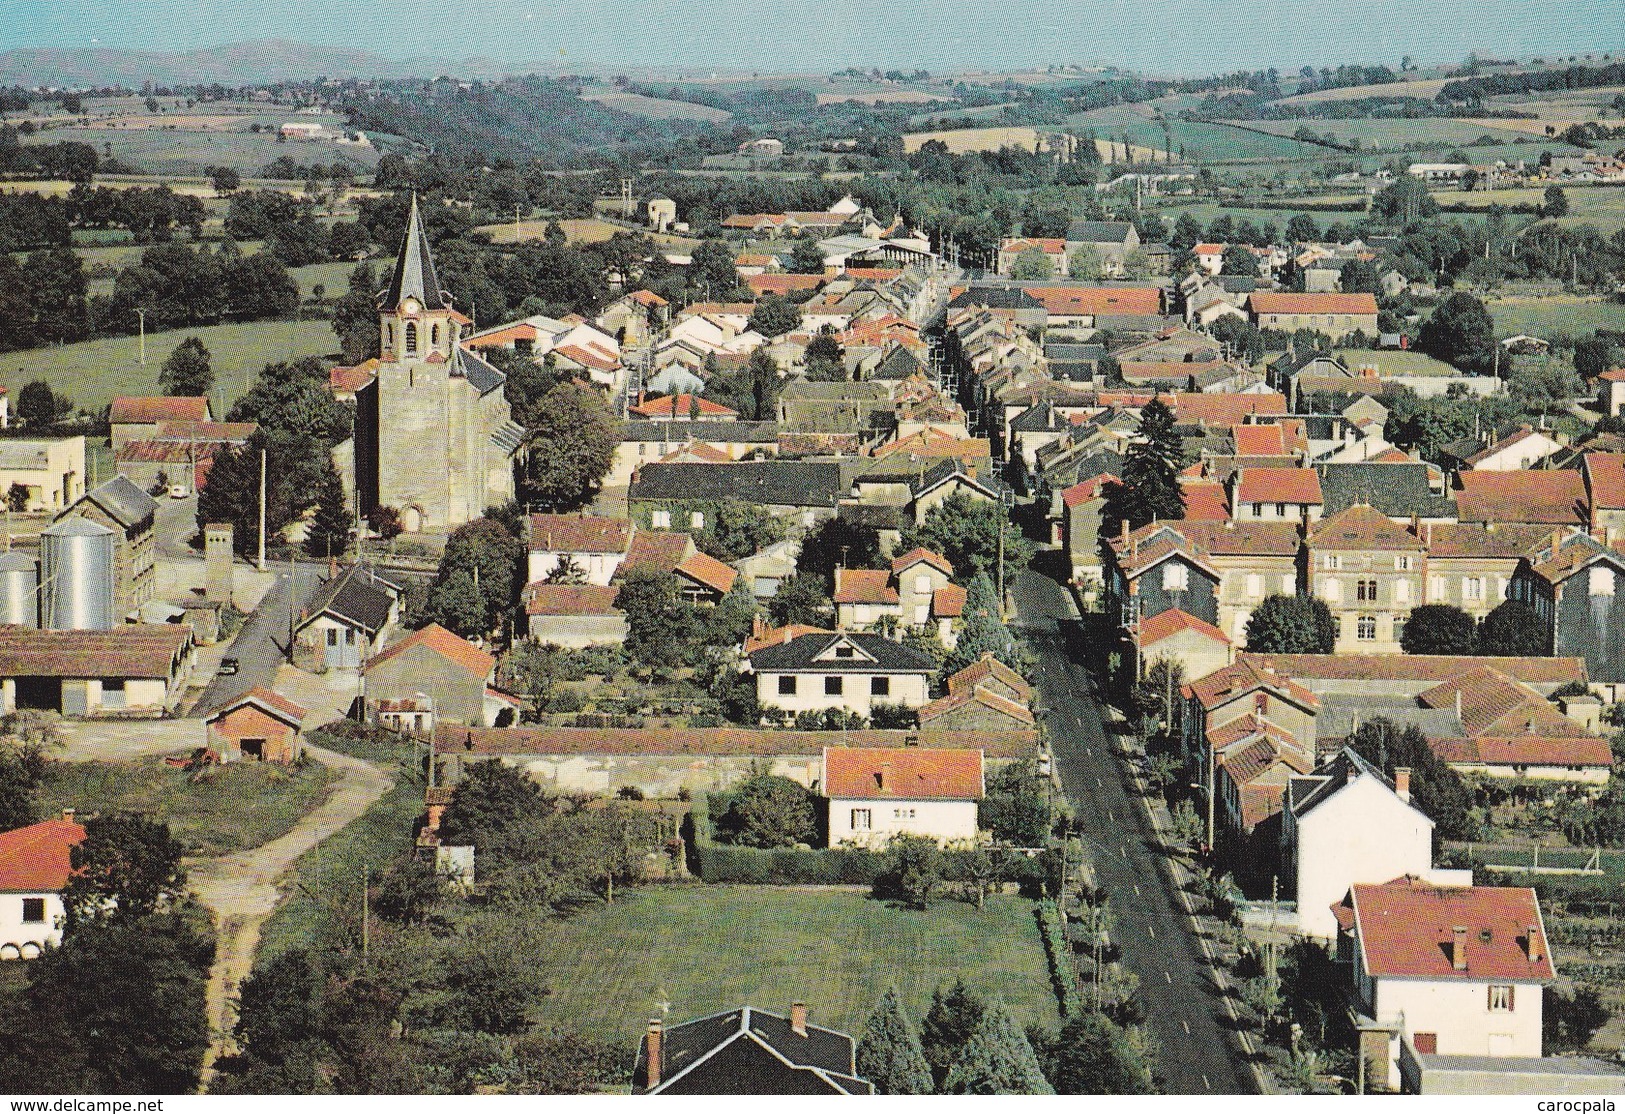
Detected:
left=0, top=624, right=195, bottom=716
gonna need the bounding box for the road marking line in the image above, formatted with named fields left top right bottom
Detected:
left=1184, top=1020, right=1191, bottom=1035
left=1147, top=924, right=1155, bottom=938
left=1203, top=1074, right=1211, bottom=1091
left=1164, top=971, right=1171, bottom=984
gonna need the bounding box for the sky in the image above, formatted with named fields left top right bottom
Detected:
left=2, top=0, right=1622, bottom=76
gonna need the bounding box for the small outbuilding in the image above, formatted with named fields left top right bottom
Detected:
left=204, top=686, right=307, bottom=763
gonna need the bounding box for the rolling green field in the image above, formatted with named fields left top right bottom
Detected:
left=39, top=759, right=338, bottom=857
left=1488, top=298, right=1625, bottom=338
left=0, top=318, right=339, bottom=411
left=1236, top=116, right=1538, bottom=148
left=1061, top=107, right=1306, bottom=162
left=520, top=887, right=1059, bottom=1043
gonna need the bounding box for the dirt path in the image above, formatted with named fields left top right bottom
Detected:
left=191, top=743, right=394, bottom=1089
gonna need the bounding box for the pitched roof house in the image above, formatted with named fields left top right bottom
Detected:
left=823, top=746, right=984, bottom=848
left=0, top=814, right=86, bottom=958
left=747, top=631, right=936, bottom=718
left=634, top=1005, right=872, bottom=1094
left=364, top=623, right=509, bottom=727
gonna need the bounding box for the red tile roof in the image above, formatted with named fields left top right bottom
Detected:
left=1250, top=292, right=1378, bottom=316
left=1344, top=876, right=1552, bottom=983
left=629, top=289, right=669, bottom=308
left=365, top=623, right=495, bottom=678
left=823, top=747, right=984, bottom=800
left=1308, top=504, right=1424, bottom=550
left=1583, top=453, right=1625, bottom=510
left=622, top=530, right=695, bottom=575
left=1022, top=285, right=1162, bottom=318
left=1180, top=480, right=1232, bottom=521
left=748, top=274, right=824, bottom=297
left=206, top=686, right=306, bottom=727
left=527, top=513, right=633, bottom=554
left=933, top=584, right=966, bottom=619
left=946, top=653, right=1032, bottom=700
left=1061, top=473, right=1118, bottom=508
left=1429, top=734, right=1614, bottom=769
left=1232, top=424, right=1292, bottom=457
left=675, top=550, right=738, bottom=595
left=890, top=547, right=952, bottom=577
left=1598, top=367, right=1625, bottom=383
left=1137, top=608, right=1230, bottom=648
left=554, top=343, right=620, bottom=372
left=109, top=396, right=210, bottom=424
left=522, top=583, right=623, bottom=616
left=329, top=360, right=379, bottom=394
left=743, top=622, right=834, bottom=655
left=917, top=686, right=1035, bottom=727
left=1456, top=470, right=1588, bottom=526
left=0, top=624, right=190, bottom=679
left=1234, top=466, right=1323, bottom=507
left=629, top=394, right=739, bottom=420
left=1163, top=392, right=1288, bottom=427
left=1184, top=659, right=1319, bottom=711
left=1423, top=523, right=1553, bottom=559
left=1001, top=237, right=1066, bottom=254
left=0, top=817, right=86, bottom=892
left=1237, top=652, right=1587, bottom=686
left=833, top=568, right=896, bottom=605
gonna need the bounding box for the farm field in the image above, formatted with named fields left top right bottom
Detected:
left=477, top=216, right=701, bottom=251
left=817, top=88, right=946, bottom=105
left=1487, top=297, right=1625, bottom=338
left=581, top=91, right=732, bottom=122
left=1235, top=116, right=1538, bottom=148
left=519, top=887, right=1059, bottom=1043
left=1063, top=107, right=1306, bottom=162
left=0, top=318, right=338, bottom=411
left=38, top=758, right=338, bottom=857
left=1441, top=185, right=1625, bottom=233
left=1269, top=76, right=1459, bottom=105
left=903, top=125, right=1048, bottom=154
left=1153, top=201, right=1368, bottom=234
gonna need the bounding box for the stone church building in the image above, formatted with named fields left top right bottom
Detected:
left=353, top=196, right=526, bottom=533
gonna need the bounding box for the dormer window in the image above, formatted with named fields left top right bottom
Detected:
left=834, top=645, right=855, bottom=659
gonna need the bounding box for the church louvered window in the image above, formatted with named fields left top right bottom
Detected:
left=404, top=321, right=418, bottom=356
left=431, top=323, right=440, bottom=347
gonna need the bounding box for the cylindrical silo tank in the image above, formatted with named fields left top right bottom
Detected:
left=40, top=517, right=115, bottom=631
left=0, top=551, right=38, bottom=628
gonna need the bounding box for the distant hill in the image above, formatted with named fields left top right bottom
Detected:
left=0, top=39, right=414, bottom=87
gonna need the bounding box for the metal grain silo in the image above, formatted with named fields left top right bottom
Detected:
left=41, top=517, right=115, bottom=631
left=0, top=550, right=38, bottom=628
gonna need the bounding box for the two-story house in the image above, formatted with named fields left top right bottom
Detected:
left=1509, top=530, right=1625, bottom=691
left=831, top=548, right=965, bottom=644
left=823, top=747, right=983, bottom=848
left=1229, top=466, right=1324, bottom=524
left=746, top=631, right=935, bottom=719
left=526, top=513, right=634, bottom=585
left=1307, top=505, right=1426, bottom=653
left=1421, top=524, right=1551, bottom=622
left=1334, top=876, right=1552, bottom=1092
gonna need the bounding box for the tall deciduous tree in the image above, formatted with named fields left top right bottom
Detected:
left=789, top=237, right=827, bottom=275
left=797, top=516, right=882, bottom=590
left=857, top=989, right=934, bottom=1095
left=615, top=567, right=696, bottom=668
left=519, top=380, right=615, bottom=511
left=419, top=515, right=524, bottom=637
left=711, top=773, right=818, bottom=848
left=747, top=294, right=801, bottom=339
left=1400, top=603, right=1478, bottom=655
left=1477, top=599, right=1548, bottom=657
left=900, top=492, right=1024, bottom=584
left=1244, top=594, right=1337, bottom=654
left=159, top=336, right=213, bottom=397
left=1418, top=291, right=1496, bottom=374
left=64, top=813, right=187, bottom=925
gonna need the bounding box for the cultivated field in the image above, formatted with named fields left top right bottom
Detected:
left=1488, top=297, right=1625, bottom=338
left=0, top=318, right=338, bottom=411
left=817, top=88, right=946, bottom=105
left=581, top=91, right=732, bottom=122
left=477, top=216, right=701, bottom=251
left=1270, top=76, right=1459, bottom=105
left=522, top=887, right=1060, bottom=1042
left=903, top=125, right=1049, bottom=154
left=1236, top=116, right=1537, bottom=148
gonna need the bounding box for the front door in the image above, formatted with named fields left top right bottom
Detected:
left=240, top=738, right=265, bottom=761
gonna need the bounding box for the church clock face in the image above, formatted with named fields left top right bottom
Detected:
left=403, top=298, right=419, bottom=315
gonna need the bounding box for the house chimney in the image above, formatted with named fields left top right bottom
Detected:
left=878, top=761, right=892, bottom=791
left=790, top=1001, right=808, bottom=1037
left=645, top=1019, right=663, bottom=1089
left=1528, top=925, right=1542, bottom=964
left=1393, top=767, right=1411, bottom=802
left=1451, top=926, right=1469, bottom=971
left=329, top=555, right=339, bottom=580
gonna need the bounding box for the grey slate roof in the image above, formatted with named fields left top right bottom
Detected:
left=1317, top=462, right=1456, bottom=519
left=454, top=346, right=505, bottom=394
left=490, top=421, right=527, bottom=454
left=301, top=565, right=398, bottom=634
left=618, top=420, right=779, bottom=443
left=629, top=461, right=842, bottom=508
left=1066, top=219, right=1134, bottom=244
left=1288, top=746, right=1429, bottom=819
left=632, top=1006, right=870, bottom=1094
left=1316, top=695, right=1464, bottom=743
left=868, top=345, right=925, bottom=381
left=748, top=631, right=937, bottom=673
left=948, top=287, right=1042, bottom=311
left=80, top=474, right=158, bottom=529
left=382, top=194, right=449, bottom=311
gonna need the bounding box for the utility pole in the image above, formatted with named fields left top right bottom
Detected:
left=287, top=550, right=296, bottom=664
left=257, top=448, right=267, bottom=571
left=361, top=865, right=370, bottom=961
left=515, top=203, right=522, bottom=243
left=136, top=307, right=146, bottom=365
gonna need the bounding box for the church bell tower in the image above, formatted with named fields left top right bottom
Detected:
left=379, top=193, right=460, bottom=367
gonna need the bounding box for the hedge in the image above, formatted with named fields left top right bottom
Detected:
left=686, top=793, right=1048, bottom=889
left=1037, top=899, right=1083, bottom=1018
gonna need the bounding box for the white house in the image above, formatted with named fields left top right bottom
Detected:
left=1334, top=875, right=1553, bottom=1092
left=1283, top=750, right=1470, bottom=939
left=1459, top=426, right=1564, bottom=472
left=823, top=747, right=983, bottom=848
left=526, top=513, right=634, bottom=585
left=746, top=631, right=935, bottom=718
left=831, top=547, right=965, bottom=646
left=0, top=813, right=85, bottom=959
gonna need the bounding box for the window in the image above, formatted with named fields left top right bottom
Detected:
left=893, top=808, right=917, bottom=820
left=1323, top=554, right=1341, bottom=571
left=1275, top=503, right=1286, bottom=518
left=1356, top=579, right=1378, bottom=602
left=1282, top=574, right=1296, bottom=594
left=1393, top=617, right=1406, bottom=645
left=20, top=897, right=45, bottom=923
left=651, top=509, right=671, bottom=528
left=834, top=645, right=856, bottom=659
left=1356, top=615, right=1377, bottom=641
left=1252, top=503, right=1263, bottom=517
left=404, top=321, right=417, bottom=355
left=430, top=322, right=440, bottom=347
left=1590, top=567, right=1616, bottom=597
left=871, top=677, right=890, bottom=697
left=851, top=808, right=871, bottom=831
left=777, top=676, right=797, bottom=696
left=1246, top=573, right=1262, bottom=599
left=1488, top=985, right=1515, bottom=1012
left=825, top=676, right=844, bottom=696
left=326, top=628, right=338, bottom=646
left=1464, top=576, right=1485, bottom=602
left=690, top=510, right=705, bottom=529
left=1162, top=563, right=1188, bottom=591
left=1396, top=555, right=1413, bottom=571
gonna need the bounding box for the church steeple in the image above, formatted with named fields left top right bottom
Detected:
left=382, top=193, right=448, bottom=312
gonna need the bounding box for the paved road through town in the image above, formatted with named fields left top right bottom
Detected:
left=192, top=562, right=325, bottom=713
left=1012, top=564, right=1258, bottom=1095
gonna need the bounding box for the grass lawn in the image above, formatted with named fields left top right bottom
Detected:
left=0, top=318, right=339, bottom=412
left=521, top=886, right=1059, bottom=1043
left=38, top=758, right=339, bottom=857
left=1488, top=298, right=1625, bottom=338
